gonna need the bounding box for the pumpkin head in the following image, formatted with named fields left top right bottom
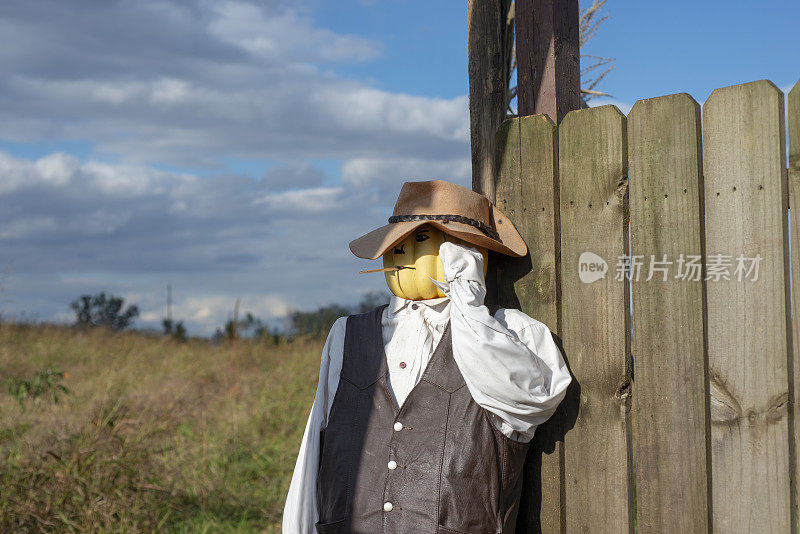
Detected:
left=382, top=224, right=489, bottom=301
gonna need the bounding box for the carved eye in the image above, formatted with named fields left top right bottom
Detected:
left=393, top=243, right=406, bottom=254
left=415, top=233, right=430, bottom=242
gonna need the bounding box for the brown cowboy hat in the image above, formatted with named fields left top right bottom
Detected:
left=349, top=180, right=527, bottom=259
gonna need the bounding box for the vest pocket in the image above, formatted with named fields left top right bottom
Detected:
left=314, top=518, right=346, bottom=533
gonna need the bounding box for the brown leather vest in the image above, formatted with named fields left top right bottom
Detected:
left=315, top=305, right=530, bottom=533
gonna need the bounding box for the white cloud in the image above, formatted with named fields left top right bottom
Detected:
left=0, top=148, right=465, bottom=335
left=254, top=186, right=346, bottom=213
left=322, top=90, right=469, bottom=141
left=92, top=82, right=144, bottom=105
left=34, top=153, right=80, bottom=186
left=0, top=215, right=58, bottom=240
left=342, top=156, right=471, bottom=205
left=0, top=0, right=460, bottom=167
left=207, top=1, right=381, bottom=63
left=0, top=0, right=473, bottom=336
left=150, top=78, right=193, bottom=105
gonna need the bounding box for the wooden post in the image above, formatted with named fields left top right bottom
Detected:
left=467, top=0, right=513, bottom=202
left=515, top=0, right=581, bottom=122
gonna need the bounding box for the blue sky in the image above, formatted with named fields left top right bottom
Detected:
left=317, top=0, right=800, bottom=104
left=0, top=0, right=797, bottom=336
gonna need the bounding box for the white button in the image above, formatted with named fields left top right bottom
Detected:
left=388, top=460, right=397, bottom=470
left=393, top=422, right=403, bottom=431
left=383, top=501, right=393, bottom=512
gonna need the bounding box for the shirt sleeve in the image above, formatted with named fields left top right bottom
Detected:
left=282, top=316, right=347, bottom=534
left=432, top=241, right=572, bottom=443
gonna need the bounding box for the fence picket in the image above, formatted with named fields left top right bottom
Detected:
left=496, top=115, right=560, bottom=324
left=495, top=114, right=564, bottom=533
left=788, top=78, right=800, bottom=528
left=702, top=79, right=791, bottom=533
left=558, top=105, right=633, bottom=533
left=628, top=93, right=710, bottom=532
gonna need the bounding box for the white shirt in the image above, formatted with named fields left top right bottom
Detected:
left=282, top=242, right=572, bottom=533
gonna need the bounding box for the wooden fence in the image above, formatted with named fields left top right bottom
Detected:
left=494, top=78, right=800, bottom=533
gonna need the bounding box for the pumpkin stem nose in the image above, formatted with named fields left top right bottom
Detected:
left=358, top=266, right=416, bottom=274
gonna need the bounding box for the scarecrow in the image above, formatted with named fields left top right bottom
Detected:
left=283, top=180, right=571, bottom=533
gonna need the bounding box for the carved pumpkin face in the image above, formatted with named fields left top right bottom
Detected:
left=382, top=224, right=489, bottom=301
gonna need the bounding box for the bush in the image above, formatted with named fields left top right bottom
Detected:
left=70, top=292, right=139, bottom=330
left=2, top=368, right=69, bottom=409
left=162, top=318, right=187, bottom=342
left=287, top=291, right=390, bottom=337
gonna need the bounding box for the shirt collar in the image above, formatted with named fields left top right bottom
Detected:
left=387, top=294, right=450, bottom=324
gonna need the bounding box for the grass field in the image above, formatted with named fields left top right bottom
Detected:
left=0, top=321, right=323, bottom=532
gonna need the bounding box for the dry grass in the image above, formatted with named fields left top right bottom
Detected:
left=0, top=322, right=322, bottom=533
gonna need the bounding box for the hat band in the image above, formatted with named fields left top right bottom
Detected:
left=388, top=214, right=500, bottom=241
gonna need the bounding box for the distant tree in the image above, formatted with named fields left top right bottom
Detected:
left=224, top=319, right=236, bottom=340
left=174, top=322, right=187, bottom=341
left=356, top=290, right=391, bottom=313
left=224, top=311, right=266, bottom=340
left=258, top=324, right=283, bottom=346
left=287, top=291, right=391, bottom=337
left=289, top=304, right=351, bottom=338
left=213, top=291, right=393, bottom=341
left=162, top=318, right=187, bottom=342
left=70, top=292, right=139, bottom=331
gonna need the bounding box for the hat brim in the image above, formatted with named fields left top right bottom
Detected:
left=349, top=204, right=527, bottom=260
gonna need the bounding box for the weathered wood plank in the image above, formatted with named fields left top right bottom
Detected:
left=628, top=93, right=710, bottom=532
left=702, top=79, right=791, bottom=533
left=496, top=115, right=560, bottom=325
left=788, top=78, right=800, bottom=530
left=559, top=105, right=632, bottom=533
left=495, top=114, right=564, bottom=533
